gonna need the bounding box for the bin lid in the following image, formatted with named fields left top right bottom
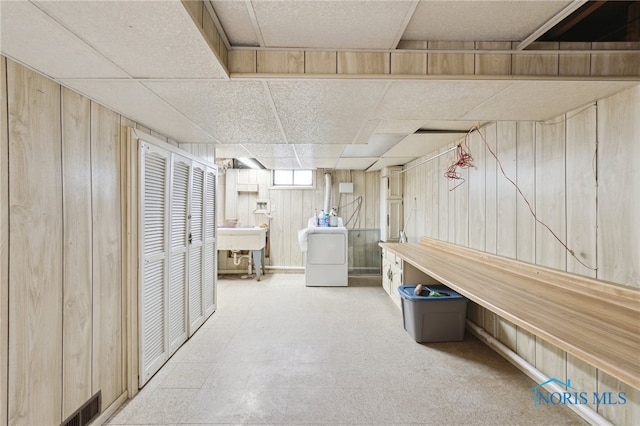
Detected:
left=398, top=285, right=465, bottom=300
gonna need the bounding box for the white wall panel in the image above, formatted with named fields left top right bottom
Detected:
left=598, top=86, right=640, bottom=288
left=496, top=122, right=517, bottom=258
left=467, top=130, right=485, bottom=251
left=566, top=105, right=597, bottom=277
left=484, top=124, right=498, bottom=255
left=535, top=117, right=566, bottom=270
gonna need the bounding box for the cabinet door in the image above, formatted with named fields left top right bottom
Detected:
left=167, top=154, right=190, bottom=354
left=382, top=258, right=392, bottom=295
left=203, top=166, right=217, bottom=317
left=138, top=138, right=218, bottom=387
left=387, top=167, right=403, bottom=198
left=386, top=199, right=404, bottom=242
left=389, top=263, right=403, bottom=308
left=188, top=163, right=206, bottom=336
left=139, top=142, right=170, bottom=385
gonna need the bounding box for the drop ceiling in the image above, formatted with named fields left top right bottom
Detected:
left=1, top=0, right=638, bottom=171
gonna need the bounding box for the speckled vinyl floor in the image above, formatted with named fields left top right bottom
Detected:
left=107, top=273, right=584, bottom=425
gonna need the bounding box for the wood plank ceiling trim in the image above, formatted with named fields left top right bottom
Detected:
left=227, top=46, right=640, bottom=78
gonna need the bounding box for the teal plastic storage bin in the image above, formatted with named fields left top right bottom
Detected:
left=398, top=285, right=467, bottom=343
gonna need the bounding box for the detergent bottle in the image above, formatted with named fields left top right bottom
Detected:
left=318, top=209, right=326, bottom=227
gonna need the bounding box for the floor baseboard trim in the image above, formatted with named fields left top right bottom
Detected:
left=466, top=321, right=613, bottom=426
left=89, top=390, right=129, bottom=426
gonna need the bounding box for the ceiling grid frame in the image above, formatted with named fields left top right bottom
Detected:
left=261, top=80, right=297, bottom=167
left=2, top=0, right=638, bottom=170
left=391, top=0, right=421, bottom=49
left=244, top=0, right=266, bottom=48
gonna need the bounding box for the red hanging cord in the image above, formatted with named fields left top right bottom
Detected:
left=444, top=129, right=475, bottom=190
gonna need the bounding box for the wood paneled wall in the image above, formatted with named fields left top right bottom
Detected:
left=90, top=103, right=124, bottom=409
left=402, top=85, right=640, bottom=425
left=179, top=143, right=216, bottom=165
left=61, top=87, right=93, bottom=417
left=217, top=168, right=379, bottom=271
left=0, top=56, right=9, bottom=425
left=7, top=59, right=63, bottom=425
left=0, top=56, right=182, bottom=424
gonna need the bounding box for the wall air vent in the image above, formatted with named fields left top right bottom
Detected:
left=61, top=391, right=101, bottom=426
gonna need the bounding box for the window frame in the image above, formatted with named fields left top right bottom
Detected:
left=270, top=169, right=316, bottom=189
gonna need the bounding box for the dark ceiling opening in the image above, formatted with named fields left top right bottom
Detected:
left=539, top=1, right=640, bottom=42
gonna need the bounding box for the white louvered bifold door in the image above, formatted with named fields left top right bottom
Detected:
left=203, top=166, right=217, bottom=317
left=167, top=154, right=190, bottom=354
left=139, top=142, right=170, bottom=386
left=188, top=162, right=206, bottom=336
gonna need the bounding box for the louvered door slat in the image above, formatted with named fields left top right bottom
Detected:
left=189, top=247, right=203, bottom=322
left=139, top=144, right=169, bottom=385
left=142, top=259, right=165, bottom=366
left=191, top=167, right=204, bottom=243
left=169, top=253, right=186, bottom=347
left=171, top=160, right=189, bottom=250
left=204, top=168, right=217, bottom=316
left=143, top=152, right=166, bottom=256
left=167, top=157, right=189, bottom=353
left=188, top=163, right=206, bottom=335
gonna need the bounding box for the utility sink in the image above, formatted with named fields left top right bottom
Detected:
left=217, top=226, right=267, bottom=251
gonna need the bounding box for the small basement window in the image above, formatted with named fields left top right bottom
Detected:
left=272, top=169, right=314, bottom=188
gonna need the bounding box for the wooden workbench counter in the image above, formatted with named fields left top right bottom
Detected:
left=380, top=237, right=640, bottom=390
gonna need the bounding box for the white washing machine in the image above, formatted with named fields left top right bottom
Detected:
left=305, top=226, right=348, bottom=287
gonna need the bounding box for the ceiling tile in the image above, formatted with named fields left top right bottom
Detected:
left=258, top=157, right=302, bottom=169
left=299, top=157, right=340, bottom=169
left=59, top=79, right=216, bottom=143
left=462, top=81, right=640, bottom=121
left=268, top=80, right=388, bottom=144
left=244, top=144, right=296, bottom=158
left=375, top=80, right=511, bottom=120
left=335, top=157, right=378, bottom=170
left=354, top=120, right=381, bottom=145
left=367, top=157, right=416, bottom=171
left=375, top=119, right=425, bottom=134
left=143, top=80, right=285, bottom=144
left=382, top=133, right=465, bottom=158
left=211, top=1, right=259, bottom=46
left=252, top=0, right=415, bottom=49
left=33, top=0, right=227, bottom=79
left=294, top=144, right=346, bottom=158
left=342, top=134, right=406, bottom=157
left=0, top=1, right=128, bottom=79
left=215, top=144, right=252, bottom=158
left=419, top=120, right=480, bottom=132
left=403, top=1, right=572, bottom=41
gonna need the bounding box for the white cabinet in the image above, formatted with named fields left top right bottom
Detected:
left=386, top=199, right=403, bottom=243
left=138, top=139, right=217, bottom=386
left=382, top=249, right=403, bottom=308
left=380, top=166, right=403, bottom=242
left=386, top=167, right=403, bottom=198
left=381, top=248, right=441, bottom=309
